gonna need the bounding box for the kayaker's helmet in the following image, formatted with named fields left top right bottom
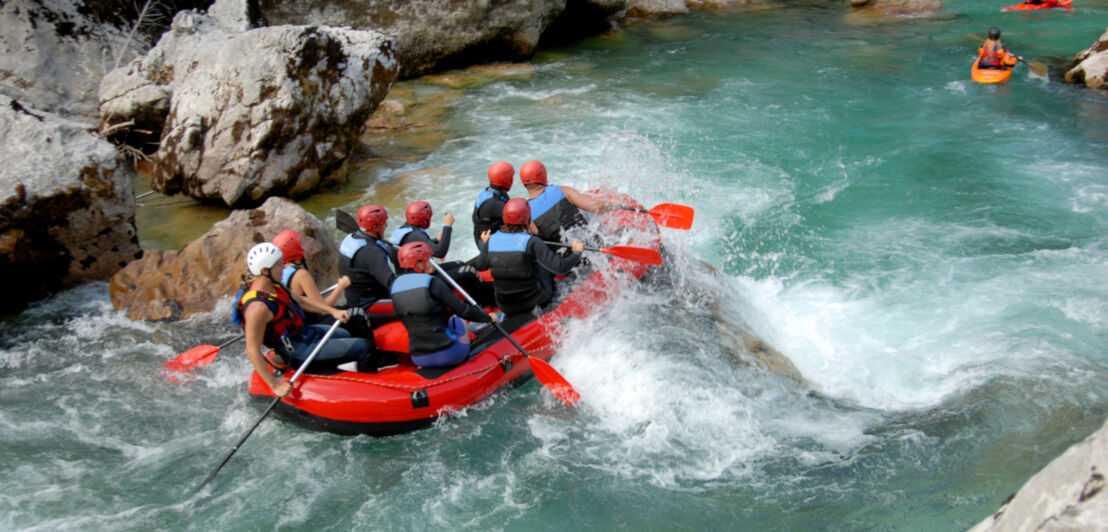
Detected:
left=405, top=200, right=433, bottom=229
left=398, top=241, right=433, bottom=272
left=520, top=160, right=547, bottom=186
left=502, top=197, right=531, bottom=226
left=247, top=242, right=283, bottom=276
left=488, top=161, right=514, bottom=189
left=272, top=230, right=305, bottom=263
left=357, top=204, right=389, bottom=233
left=987, top=27, right=1001, bottom=40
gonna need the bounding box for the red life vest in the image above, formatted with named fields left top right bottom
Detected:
left=232, top=283, right=305, bottom=352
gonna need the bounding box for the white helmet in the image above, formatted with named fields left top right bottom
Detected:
left=246, top=242, right=283, bottom=276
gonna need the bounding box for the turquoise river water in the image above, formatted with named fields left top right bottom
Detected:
left=3, top=1, right=1108, bottom=530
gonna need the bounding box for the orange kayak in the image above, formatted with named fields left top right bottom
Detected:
left=971, top=57, right=1012, bottom=84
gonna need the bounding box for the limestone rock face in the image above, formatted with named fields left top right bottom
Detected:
left=99, top=10, right=399, bottom=206
left=1065, top=27, right=1108, bottom=90
left=970, top=416, right=1108, bottom=532
left=255, top=0, right=568, bottom=78
left=109, top=197, right=338, bottom=321
left=0, top=0, right=208, bottom=122
left=0, top=95, right=141, bottom=314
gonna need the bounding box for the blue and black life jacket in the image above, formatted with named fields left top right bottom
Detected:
left=338, top=232, right=392, bottom=305
left=390, top=273, right=455, bottom=356
left=528, top=185, right=586, bottom=243
left=473, top=186, right=510, bottom=240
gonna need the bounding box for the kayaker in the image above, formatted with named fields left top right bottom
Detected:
left=273, top=229, right=351, bottom=324
left=977, top=27, right=1022, bottom=70
left=234, top=242, right=374, bottom=397
left=473, top=161, right=513, bottom=247
left=339, top=204, right=396, bottom=309
left=473, top=198, right=584, bottom=331
left=391, top=241, right=494, bottom=368
left=521, top=160, right=617, bottom=246
left=388, top=200, right=454, bottom=259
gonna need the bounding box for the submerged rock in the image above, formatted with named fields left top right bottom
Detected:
left=847, top=0, right=944, bottom=18
left=0, top=94, right=141, bottom=314
left=100, top=10, right=399, bottom=206
left=109, top=197, right=338, bottom=321
left=1065, top=27, right=1108, bottom=90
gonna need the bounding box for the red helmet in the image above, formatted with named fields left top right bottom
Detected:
left=398, top=241, right=433, bottom=271
left=272, top=230, right=305, bottom=262
left=405, top=200, right=433, bottom=229
left=357, top=204, right=388, bottom=232
left=487, top=161, right=514, bottom=189
left=502, top=197, right=531, bottom=226
left=520, top=160, right=547, bottom=186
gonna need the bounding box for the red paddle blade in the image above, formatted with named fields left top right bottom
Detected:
left=649, top=203, right=694, bottom=230
left=164, top=345, right=219, bottom=373
left=529, top=357, right=580, bottom=406
left=601, top=245, right=663, bottom=265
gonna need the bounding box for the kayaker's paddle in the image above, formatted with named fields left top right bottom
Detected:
left=430, top=259, right=580, bottom=406
left=165, top=284, right=338, bottom=374
left=195, top=319, right=343, bottom=494
left=620, top=203, right=694, bottom=230
left=1022, top=59, right=1048, bottom=77
left=543, top=241, right=663, bottom=266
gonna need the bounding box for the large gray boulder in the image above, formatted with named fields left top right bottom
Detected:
left=970, top=416, right=1108, bottom=532
left=99, top=10, right=399, bottom=207
left=0, top=0, right=122, bottom=121
left=256, top=0, right=573, bottom=78
left=1065, top=27, right=1108, bottom=90
left=0, top=0, right=208, bottom=122
left=0, top=95, right=141, bottom=314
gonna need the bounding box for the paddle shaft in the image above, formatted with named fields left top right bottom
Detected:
left=429, top=260, right=544, bottom=376
left=543, top=241, right=603, bottom=254
left=195, top=319, right=343, bottom=494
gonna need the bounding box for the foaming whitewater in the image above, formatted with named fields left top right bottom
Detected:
left=5, top=5, right=1108, bottom=530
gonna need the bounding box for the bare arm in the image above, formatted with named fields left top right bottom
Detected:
left=288, top=283, right=349, bottom=322
left=290, top=268, right=349, bottom=308
left=561, top=185, right=613, bottom=214
left=243, top=302, right=291, bottom=397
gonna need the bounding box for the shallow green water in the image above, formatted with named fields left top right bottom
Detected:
left=4, top=2, right=1108, bottom=530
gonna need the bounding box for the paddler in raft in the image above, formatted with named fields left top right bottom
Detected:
left=338, top=204, right=404, bottom=371
left=473, top=161, right=514, bottom=247
left=474, top=198, right=585, bottom=332
left=235, top=243, right=375, bottom=397
left=391, top=241, right=494, bottom=368
left=272, top=229, right=351, bottom=325
left=388, top=200, right=454, bottom=259
left=977, top=27, right=1022, bottom=71
left=520, top=160, right=619, bottom=252
left=390, top=199, right=493, bottom=307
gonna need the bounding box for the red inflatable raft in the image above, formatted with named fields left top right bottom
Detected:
left=1002, top=0, right=1073, bottom=11
left=248, top=194, right=664, bottom=435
